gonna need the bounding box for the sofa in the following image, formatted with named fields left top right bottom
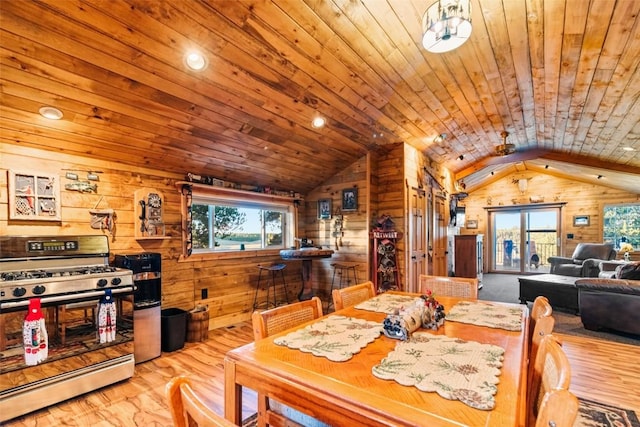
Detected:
left=548, top=243, right=616, bottom=277
left=598, top=260, right=628, bottom=278
left=575, top=261, right=640, bottom=336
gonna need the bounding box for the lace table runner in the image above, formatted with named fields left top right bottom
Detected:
left=354, top=293, right=423, bottom=314
left=446, top=301, right=524, bottom=331
left=273, top=315, right=383, bottom=362
left=372, top=333, right=505, bottom=410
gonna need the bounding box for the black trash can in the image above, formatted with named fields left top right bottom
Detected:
left=161, top=308, right=187, bottom=352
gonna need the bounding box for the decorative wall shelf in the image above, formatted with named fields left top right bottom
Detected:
left=175, top=181, right=302, bottom=203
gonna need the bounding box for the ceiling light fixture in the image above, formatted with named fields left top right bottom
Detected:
left=495, top=131, right=516, bottom=156
left=422, top=0, right=472, bottom=53
left=185, top=51, right=207, bottom=71
left=311, top=116, right=326, bottom=128
left=433, top=133, right=447, bottom=143
left=39, top=106, right=63, bottom=120
left=622, top=146, right=636, bottom=151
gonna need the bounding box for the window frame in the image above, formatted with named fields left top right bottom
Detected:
left=178, top=182, right=298, bottom=261
left=602, top=202, right=640, bottom=251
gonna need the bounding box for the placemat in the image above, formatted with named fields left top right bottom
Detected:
left=354, top=293, right=423, bottom=314
left=446, top=301, right=524, bottom=331
left=372, top=333, right=505, bottom=410
left=273, top=315, right=383, bottom=362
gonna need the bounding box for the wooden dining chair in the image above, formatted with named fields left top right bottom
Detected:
left=527, top=334, right=576, bottom=427
left=252, top=297, right=329, bottom=427
left=535, top=389, right=579, bottom=427
left=528, top=296, right=555, bottom=383
left=331, top=280, right=376, bottom=311
left=530, top=295, right=553, bottom=321
left=165, top=375, right=235, bottom=427
left=418, top=274, right=479, bottom=299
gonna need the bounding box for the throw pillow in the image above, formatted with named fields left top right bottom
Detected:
left=615, top=261, right=640, bottom=280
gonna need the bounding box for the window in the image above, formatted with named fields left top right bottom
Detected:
left=179, top=184, right=297, bottom=257
left=191, top=196, right=293, bottom=252
left=603, top=203, right=640, bottom=250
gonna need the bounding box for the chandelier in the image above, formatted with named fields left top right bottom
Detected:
left=422, top=0, right=473, bottom=53
left=495, top=131, right=516, bottom=156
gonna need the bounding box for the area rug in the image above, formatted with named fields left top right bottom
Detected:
left=576, top=397, right=640, bottom=427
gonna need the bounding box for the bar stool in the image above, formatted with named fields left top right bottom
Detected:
left=327, top=263, right=358, bottom=311
left=253, top=264, right=289, bottom=309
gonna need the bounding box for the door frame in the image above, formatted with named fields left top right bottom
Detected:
left=485, top=203, right=565, bottom=274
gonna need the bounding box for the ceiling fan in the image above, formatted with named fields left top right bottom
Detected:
left=495, top=131, right=516, bottom=156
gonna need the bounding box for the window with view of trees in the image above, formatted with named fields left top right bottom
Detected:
left=191, top=197, right=292, bottom=252
left=603, top=203, right=640, bottom=250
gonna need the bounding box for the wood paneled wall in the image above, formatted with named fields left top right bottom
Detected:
left=0, top=144, right=303, bottom=329
left=302, top=154, right=371, bottom=300
left=11, top=142, right=634, bottom=331
left=374, top=144, right=407, bottom=287
left=460, top=171, right=640, bottom=256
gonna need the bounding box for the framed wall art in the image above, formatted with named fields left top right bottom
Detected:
left=342, top=187, right=358, bottom=212
left=465, top=219, right=478, bottom=229
left=8, top=170, right=61, bottom=221
left=573, top=215, right=590, bottom=226
left=317, top=198, right=332, bottom=219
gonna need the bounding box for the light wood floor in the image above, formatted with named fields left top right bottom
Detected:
left=4, top=323, right=639, bottom=426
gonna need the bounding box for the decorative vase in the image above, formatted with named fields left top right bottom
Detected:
left=624, top=252, right=630, bottom=262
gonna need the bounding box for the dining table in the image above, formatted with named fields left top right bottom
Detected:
left=224, top=292, right=529, bottom=427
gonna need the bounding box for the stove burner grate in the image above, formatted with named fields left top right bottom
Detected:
left=1, top=265, right=119, bottom=282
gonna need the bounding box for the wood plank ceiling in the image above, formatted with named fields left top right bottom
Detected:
left=1, top=0, right=639, bottom=194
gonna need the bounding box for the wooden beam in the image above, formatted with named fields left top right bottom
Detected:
left=454, top=149, right=551, bottom=180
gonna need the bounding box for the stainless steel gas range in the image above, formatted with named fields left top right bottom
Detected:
left=0, top=235, right=135, bottom=422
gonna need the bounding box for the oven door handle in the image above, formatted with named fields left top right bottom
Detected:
left=0, top=286, right=135, bottom=310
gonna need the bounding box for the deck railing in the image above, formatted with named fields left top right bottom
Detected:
left=494, top=240, right=557, bottom=267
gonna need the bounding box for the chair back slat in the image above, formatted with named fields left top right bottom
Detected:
left=418, top=275, right=479, bottom=299
left=332, top=281, right=376, bottom=311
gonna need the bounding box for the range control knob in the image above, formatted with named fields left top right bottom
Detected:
left=33, top=285, right=46, bottom=295
left=111, top=277, right=122, bottom=286
left=97, top=278, right=108, bottom=287
left=13, top=287, right=27, bottom=297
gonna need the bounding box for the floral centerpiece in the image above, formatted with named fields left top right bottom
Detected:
left=420, top=290, right=446, bottom=330
left=620, top=242, right=634, bottom=261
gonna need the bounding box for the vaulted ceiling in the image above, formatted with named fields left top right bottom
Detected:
left=1, top=0, right=639, bottom=194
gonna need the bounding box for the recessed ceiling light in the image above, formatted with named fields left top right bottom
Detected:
left=185, top=51, right=207, bottom=71
left=622, top=146, right=636, bottom=151
left=311, top=116, right=326, bottom=128
left=39, top=106, right=63, bottom=120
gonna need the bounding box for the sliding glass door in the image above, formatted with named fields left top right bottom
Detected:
left=488, top=205, right=561, bottom=274
left=492, top=211, right=521, bottom=272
